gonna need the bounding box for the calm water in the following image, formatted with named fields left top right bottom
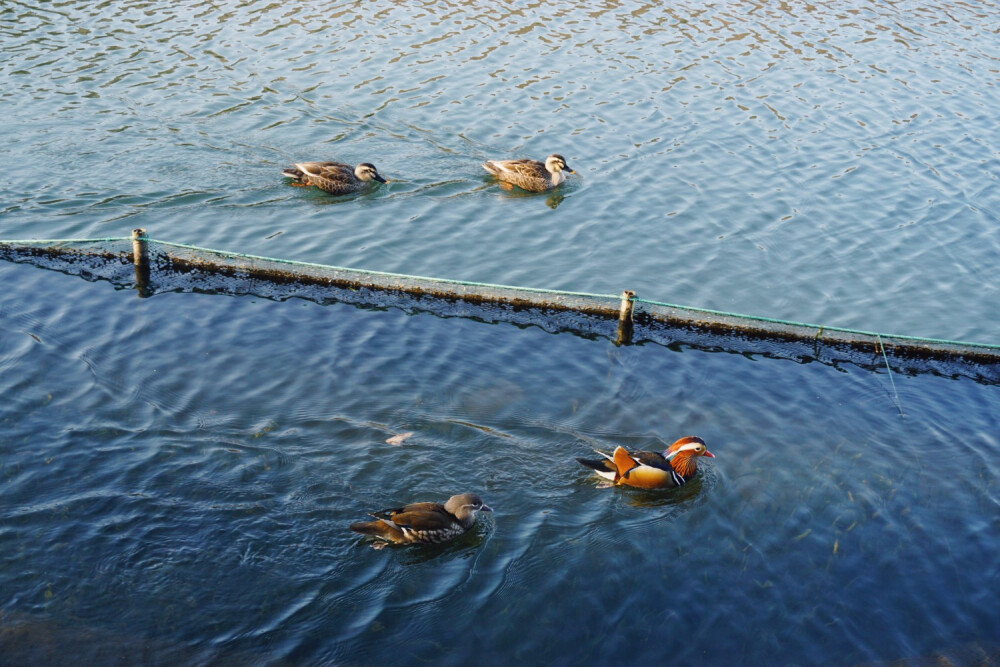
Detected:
left=2, top=1, right=999, bottom=665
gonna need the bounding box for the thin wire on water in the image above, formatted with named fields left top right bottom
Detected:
left=876, top=333, right=904, bottom=415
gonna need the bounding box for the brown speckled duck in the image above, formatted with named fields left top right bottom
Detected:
left=282, top=161, right=387, bottom=195
left=350, top=493, right=493, bottom=545
left=577, top=436, right=715, bottom=490
left=482, top=154, right=574, bottom=192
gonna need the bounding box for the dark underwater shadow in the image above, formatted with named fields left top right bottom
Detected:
left=617, top=475, right=705, bottom=509
left=0, top=610, right=291, bottom=667
left=286, top=186, right=388, bottom=205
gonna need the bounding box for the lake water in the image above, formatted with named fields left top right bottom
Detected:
left=2, top=1, right=999, bottom=665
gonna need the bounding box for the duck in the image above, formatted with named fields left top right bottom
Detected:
left=482, top=154, right=574, bottom=192
left=282, top=161, right=387, bottom=195
left=576, top=436, right=715, bottom=490
left=350, top=493, right=493, bottom=545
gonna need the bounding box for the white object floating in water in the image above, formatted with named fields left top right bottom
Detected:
left=386, top=432, right=415, bottom=446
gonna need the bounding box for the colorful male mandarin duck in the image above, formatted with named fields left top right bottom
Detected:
left=350, top=493, right=493, bottom=545
left=577, top=436, right=715, bottom=489
left=282, top=161, right=387, bottom=194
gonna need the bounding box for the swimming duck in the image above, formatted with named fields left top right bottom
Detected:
left=577, top=436, right=715, bottom=489
left=350, top=493, right=493, bottom=545
left=282, top=161, right=387, bottom=195
left=482, top=154, right=574, bottom=192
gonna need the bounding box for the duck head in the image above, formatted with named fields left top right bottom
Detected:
left=663, top=436, right=715, bottom=478
left=355, top=162, right=388, bottom=183
left=545, top=154, right=574, bottom=175
left=444, top=493, right=493, bottom=527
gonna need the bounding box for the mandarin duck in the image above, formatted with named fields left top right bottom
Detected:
left=350, top=493, right=492, bottom=546
left=577, top=436, right=715, bottom=489
left=282, top=161, right=387, bottom=194
left=482, top=154, right=574, bottom=192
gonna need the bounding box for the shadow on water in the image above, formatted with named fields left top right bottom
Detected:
left=2, top=241, right=998, bottom=386
left=284, top=183, right=390, bottom=205
left=481, top=175, right=575, bottom=209
left=493, top=188, right=569, bottom=210
left=614, top=475, right=705, bottom=509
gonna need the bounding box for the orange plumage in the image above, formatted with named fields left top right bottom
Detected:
left=577, top=436, right=715, bottom=490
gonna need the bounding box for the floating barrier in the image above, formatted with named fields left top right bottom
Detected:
left=3, top=229, right=999, bottom=384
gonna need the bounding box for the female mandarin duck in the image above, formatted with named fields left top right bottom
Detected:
left=482, top=154, right=574, bottom=192
left=577, top=436, right=715, bottom=489
left=350, top=493, right=492, bottom=546
left=282, top=161, right=387, bottom=195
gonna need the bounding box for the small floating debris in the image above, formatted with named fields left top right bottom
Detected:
left=386, top=432, right=414, bottom=446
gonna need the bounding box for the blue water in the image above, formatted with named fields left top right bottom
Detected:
left=2, top=1, right=1000, bottom=664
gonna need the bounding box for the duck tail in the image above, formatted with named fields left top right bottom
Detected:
left=482, top=161, right=500, bottom=176
left=282, top=165, right=306, bottom=182
left=350, top=519, right=403, bottom=542
left=576, top=455, right=618, bottom=481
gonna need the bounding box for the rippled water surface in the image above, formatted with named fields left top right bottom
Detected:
left=2, top=1, right=999, bottom=665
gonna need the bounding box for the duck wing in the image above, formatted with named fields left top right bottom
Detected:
left=489, top=159, right=545, bottom=178
left=283, top=161, right=347, bottom=178
left=292, top=162, right=364, bottom=194
left=483, top=158, right=551, bottom=191
left=382, top=503, right=456, bottom=531
left=309, top=162, right=353, bottom=179
left=612, top=446, right=684, bottom=489
left=370, top=501, right=437, bottom=519
left=629, top=450, right=672, bottom=470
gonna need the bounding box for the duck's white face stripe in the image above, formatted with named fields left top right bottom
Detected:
left=665, top=442, right=703, bottom=461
